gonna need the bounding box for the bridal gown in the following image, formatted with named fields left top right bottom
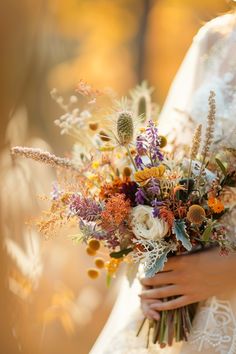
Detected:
left=90, top=14, right=236, bottom=354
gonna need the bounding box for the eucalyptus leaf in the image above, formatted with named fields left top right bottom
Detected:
left=173, top=220, right=192, bottom=251
left=145, top=251, right=169, bottom=278
left=202, top=225, right=212, bottom=242
left=110, top=247, right=133, bottom=259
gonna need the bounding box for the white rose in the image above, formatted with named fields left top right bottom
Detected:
left=131, top=205, right=169, bottom=241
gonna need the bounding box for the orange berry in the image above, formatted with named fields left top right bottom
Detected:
left=94, top=258, right=105, bottom=269
left=86, top=246, right=96, bottom=256
left=87, top=268, right=99, bottom=279
left=88, top=239, right=100, bottom=251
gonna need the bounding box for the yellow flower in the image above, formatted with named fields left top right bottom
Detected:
left=92, top=161, right=100, bottom=169
left=99, top=145, right=115, bottom=152
left=134, top=165, right=165, bottom=185
left=88, top=173, right=98, bottom=181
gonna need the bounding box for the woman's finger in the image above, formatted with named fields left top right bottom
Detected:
left=140, top=285, right=180, bottom=300
left=149, top=296, right=190, bottom=311
left=141, top=300, right=161, bottom=320
left=140, top=271, right=178, bottom=287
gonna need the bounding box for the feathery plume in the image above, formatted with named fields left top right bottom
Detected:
left=190, top=124, right=202, bottom=160
left=11, top=147, right=79, bottom=172
left=197, top=91, right=216, bottom=184
left=201, top=91, right=216, bottom=163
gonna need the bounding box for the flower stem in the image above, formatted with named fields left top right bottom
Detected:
left=125, top=145, right=138, bottom=171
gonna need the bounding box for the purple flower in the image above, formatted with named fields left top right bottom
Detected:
left=147, top=178, right=160, bottom=196
left=51, top=182, right=61, bottom=200
left=136, top=135, right=147, bottom=155
left=135, top=188, right=147, bottom=205
left=135, top=155, right=144, bottom=169
left=151, top=199, right=163, bottom=218
left=146, top=120, right=164, bottom=163
left=69, top=194, right=102, bottom=221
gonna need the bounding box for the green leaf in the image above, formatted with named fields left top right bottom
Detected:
left=215, top=158, right=227, bottom=176
left=173, top=220, right=192, bottom=251
left=145, top=251, right=170, bottom=278
left=110, top=247, right=133, bottom=259
left=201, top=225, right=212, bottom=242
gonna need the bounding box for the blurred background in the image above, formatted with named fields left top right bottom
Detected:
left=0, top=1, right=231, bottom=353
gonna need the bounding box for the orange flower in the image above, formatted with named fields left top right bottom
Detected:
left=101, top=194, right=131, bottom=229
left=100, top=177, right=125, bottom=200
left=134, top=165, right=165, bottom=185
left=208, top=198, right=224, bottom=214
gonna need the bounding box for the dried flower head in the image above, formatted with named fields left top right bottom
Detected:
left=88, top=239, right=101, bottom=251
left=94, top=258, right=105, bottom=269
left=87, top=268, right=100, bottom=279
left=187, top=205, right=206, bottom=225
left=86, top=246, right=96, bottom=256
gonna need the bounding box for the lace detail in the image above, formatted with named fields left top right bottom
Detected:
left=184, top=297, right=236, bottom=353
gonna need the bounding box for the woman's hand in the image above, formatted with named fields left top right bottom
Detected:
left=139, top=247, right=236, bottom=317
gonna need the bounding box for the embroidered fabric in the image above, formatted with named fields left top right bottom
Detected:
left=90, top=14, right=236, bottom=354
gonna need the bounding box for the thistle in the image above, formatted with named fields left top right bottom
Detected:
left=117, top=111, right=134, bottom=146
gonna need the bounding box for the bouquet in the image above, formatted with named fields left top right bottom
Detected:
left=11, top=82, right=236, bottom=348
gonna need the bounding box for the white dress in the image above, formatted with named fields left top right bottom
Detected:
left=90, top=14, right=236, bottom=354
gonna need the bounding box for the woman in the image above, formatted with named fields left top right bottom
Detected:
left=90, top=12, right=236, bottom=354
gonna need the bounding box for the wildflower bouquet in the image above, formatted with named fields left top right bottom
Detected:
left=11, top=83, right=236, bottom=348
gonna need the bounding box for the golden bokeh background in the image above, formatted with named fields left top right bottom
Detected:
left=0, top=1, right=231, bottom=353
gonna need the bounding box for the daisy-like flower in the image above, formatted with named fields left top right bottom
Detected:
left=134, top=165, right=165, bottom=185
left=130, top=81, right=154, bottom=122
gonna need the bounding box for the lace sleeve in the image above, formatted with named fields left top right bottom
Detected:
left=158, top=13, right=236, bottom=146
